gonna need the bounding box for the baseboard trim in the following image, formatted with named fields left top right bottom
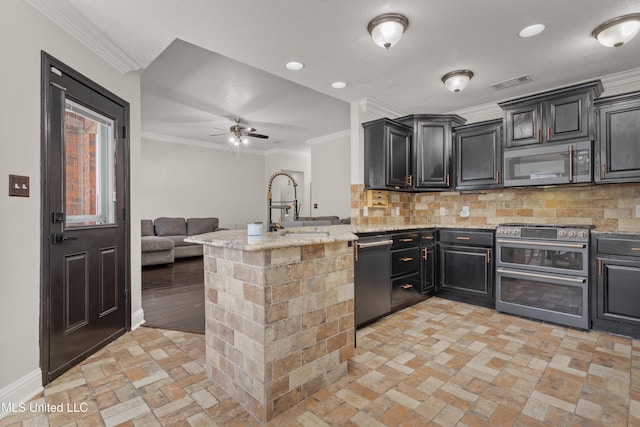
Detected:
left=131, top=308, right=145, bottom=330
left=0, top=368, right=43, bottom=420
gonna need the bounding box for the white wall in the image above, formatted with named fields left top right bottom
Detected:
left=309, top=132, right=351, bottom=218
left=140, top=138, right=265, bottom=229
left=0, top=0, right=141, bottom=410
left=264, top=151, right=312, bottom=218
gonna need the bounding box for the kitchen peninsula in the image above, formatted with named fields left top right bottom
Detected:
left=186, top=227, right=357, bottom=422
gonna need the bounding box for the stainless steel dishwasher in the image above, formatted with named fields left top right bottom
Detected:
left=354, top=235, right=393, bottom=327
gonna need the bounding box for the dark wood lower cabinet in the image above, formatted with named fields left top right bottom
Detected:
left=437, top=229, right=494, bottom=308
left=592, top=234, right=640, bottom=338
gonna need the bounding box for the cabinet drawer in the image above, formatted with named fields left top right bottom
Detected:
left=392, top=232, right=420, bottom=249
left=392, top=273, right=421, bottom=304
left=420, top=230, right=436, bottom=245
left=597, top=237, right=640, bottom=257
left=392, top=247, right=420, bottom=276
left=439, top=229, right=493, bottom=246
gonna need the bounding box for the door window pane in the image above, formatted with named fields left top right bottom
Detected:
left=64, top=99, right=115, bottom=227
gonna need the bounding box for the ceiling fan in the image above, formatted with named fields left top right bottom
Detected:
left=209, top=118, right=269, bottom=146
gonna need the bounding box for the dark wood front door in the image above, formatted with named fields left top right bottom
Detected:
left=41, top=53, right=130, bottom=384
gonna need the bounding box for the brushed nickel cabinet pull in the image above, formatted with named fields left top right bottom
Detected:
left=487, top=249, right=491, bottom=264
left=547, top=127, right=551, bottom=141
left=422, top=248, right=428, bottom=260
left=400, top=238, right=414, bottom=242
left=632, top=248, right=640, bottom=251
left=401, top=284, right=413, bottom=289
left=400, top=257, right=414, bottom=262
left=601, top=164, right=606, bottom=179
left=598, top=259, right=602, bottom=276
left=495, top=170, right=500, bottom=183
left=456, top=236, right=471, bottom=240
left=446, top=174, right=450, bottom=186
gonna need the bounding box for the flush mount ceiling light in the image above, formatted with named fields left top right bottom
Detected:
left=441, top=70, right=474, bottom=93
left=331, top=81, right=348, bottom=89
left=367, top=13, right=409, bottom=49
left=592, top=13, right=640, bottom=47
left=285, top=61, right=304, bottom=70
left=519, top=24, right=546, bottom=38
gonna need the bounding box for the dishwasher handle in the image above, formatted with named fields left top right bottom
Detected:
left=355, top=239, right=393, bottom=261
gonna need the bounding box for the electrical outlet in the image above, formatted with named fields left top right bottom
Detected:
left=396, top=207, right=400, bottom=216
left=363, top=206, right=368, bottom=217
left=439, top=207, right=446, bottom=216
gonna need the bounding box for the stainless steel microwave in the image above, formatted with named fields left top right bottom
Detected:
left=503, top=140, right=592, bottom=187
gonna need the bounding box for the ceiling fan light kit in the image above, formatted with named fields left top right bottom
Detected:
left=367, top=13, right=409, bottom=49
left=211, top=118, right=269, bottom=146
left=592, top=13, right=640, bottom=47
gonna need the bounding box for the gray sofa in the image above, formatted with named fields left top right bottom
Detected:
left=141, top=217, right=222, bottom=266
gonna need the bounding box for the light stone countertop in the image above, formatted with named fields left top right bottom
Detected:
left=185, top=226, right=358, bottom=251
left=185, top=223, right=500, bottom=251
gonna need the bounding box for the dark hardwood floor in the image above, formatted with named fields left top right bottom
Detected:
left=141, top=257, right=205, bottom=333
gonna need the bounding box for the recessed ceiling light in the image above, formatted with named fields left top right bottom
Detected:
left=285, top=61, right=304, bottom=71
left=519, top=24, right=546, bottom=38
left=331, top=81, right=347, bottom=89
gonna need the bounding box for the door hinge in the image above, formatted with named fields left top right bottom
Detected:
left=122, top=126, right=127, bottom=139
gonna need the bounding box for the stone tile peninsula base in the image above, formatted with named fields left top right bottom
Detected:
left=187, top=228, right=357, bottom=422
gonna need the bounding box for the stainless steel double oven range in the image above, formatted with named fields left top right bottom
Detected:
left=495, top=224, right=592, bottom=329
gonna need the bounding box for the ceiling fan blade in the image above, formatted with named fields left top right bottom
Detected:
left=247, top=132, right=269, bottom=139
left=208, top=132, right=228, bottom=137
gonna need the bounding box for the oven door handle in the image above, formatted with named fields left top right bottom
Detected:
left=496, top=239, right=587, bottom=249
left=496, top=268, right=586, bottom=284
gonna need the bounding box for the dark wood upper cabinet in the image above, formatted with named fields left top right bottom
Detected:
left=499, top=80, right=603, bottom=148
left=397, top=114, right=466, bottom=191
left=363, top=118, right=413, bottom=190
left=595, top=91, right=640, bottom=183
left=454, top=119, right=503, bottom=190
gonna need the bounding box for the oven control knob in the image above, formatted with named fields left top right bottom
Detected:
left=568, top=231, right=576, bottom=238
left=578, top=231, right=587, bottom=238
left=514, top=229, right=520, bottom=236
left=558, top=230, right=566, bottom=237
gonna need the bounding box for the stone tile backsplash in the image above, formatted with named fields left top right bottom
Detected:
left=351, top=183, right=640, bottom=232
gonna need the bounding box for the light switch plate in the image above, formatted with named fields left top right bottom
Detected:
left=636, top=205, right=640, bottom=218
left=9, top=174, right=29, bottom=197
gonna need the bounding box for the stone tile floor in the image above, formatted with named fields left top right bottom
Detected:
left=1, top=297, right=638, bottom=426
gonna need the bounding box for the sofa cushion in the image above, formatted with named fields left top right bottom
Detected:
left=187, top=217, right=219, bottom=236
left=141, top=219, right=155, bottom=237
left=141, top=236, right=174, bottom=252
left=154, top=217, right=187, bottom=236
left=165, top=235, right=194, bottom=247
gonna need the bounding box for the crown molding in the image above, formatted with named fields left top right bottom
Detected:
left=305, top=129, right=350, bottom=145
left=448, top=102, right=503, bottom=123
left=141, top=132, right=266, bottom=155
left=600, top=67, right=640, bottom=95
left=24, top=0, right=141, bottom=74
left=358, top=98, right=407, bottom=119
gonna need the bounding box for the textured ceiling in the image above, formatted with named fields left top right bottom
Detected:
left=28, top=0, right=640, bottom=152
